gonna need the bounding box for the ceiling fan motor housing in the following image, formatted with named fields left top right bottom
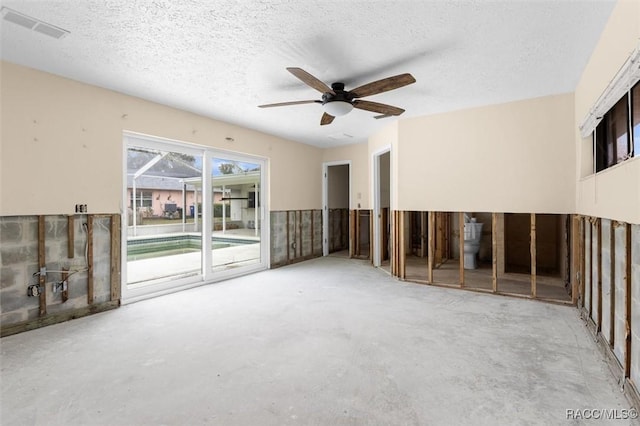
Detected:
left=322, top=82, right=353, bottom=105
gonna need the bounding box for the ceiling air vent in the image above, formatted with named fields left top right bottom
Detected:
left=1, top=7, right=69, bottom=39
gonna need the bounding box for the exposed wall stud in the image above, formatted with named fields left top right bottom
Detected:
left=38, top=215, right=46, bottom=317
left=531, top=213, right=537, bottom=298
left=428, top=211, right=434, bottom=284
left=609, top=219, right=615, bottom=348
left=492, top=213, right=498, bottom=293
left=67, top=215, right=74, bottom=258
left=625, top=223, right=632, bottom=378
left=110, top=214, right=121, bottom=302
left=597, top=218, right=602, bottom=331
left=459, top=212, right=465, bottom=287
left=87, top=215, right=94, bottom=305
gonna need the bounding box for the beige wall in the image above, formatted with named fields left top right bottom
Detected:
left=574, top=0, right=640, bottom=224
left=395, top=93, right=576, bottom=214
left=1, top=61, right=322, bottom=216
left=368, top=122, right=398, bottom=209
left=322, top=142, right=369, bottom=209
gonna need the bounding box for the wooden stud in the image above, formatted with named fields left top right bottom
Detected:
left=87, top=215, right=94, bottom=305
left=67, top=215, right=75, bottom=258
left=38, top=216, right=46, bottom=317
left=459, top=212, right=465, bottom=287
left=570, top=215, right=579, bottom=305
left=580, top=217, right=586, bottom=308
left=286, top=211, right=290, bottom=261
left=597, top=218, right=602, bottom=331
left=110, top=214, right=121, bottom=302
left=428, top=211, right=434, bottom=284
left=369, top=210, right=374, bottom=262
left=400, top=211, right=406, bottom=279
left=609, top=219, right=615, bottom=348
left=625, top=223, right=632, bottom=378
left=589, top=218, right=593, bottom=319
left=310, top=210, right=314, bottom=257
left=61, top=268, right=69, bottom=303
left=420, top=212, right=427, bottom=258
left=531, top=213, right=537, bottom=299
left=492, top=213, right=498, bottom=293
left=298, top=210, right=302, bottom=258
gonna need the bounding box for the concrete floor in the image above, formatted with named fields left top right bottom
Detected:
left=1, top=257, right=635, bottom=425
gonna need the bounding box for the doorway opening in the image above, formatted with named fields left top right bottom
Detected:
left=373, top=149, right=391, bottom=269
left=323, top=162, right=351, bottom=258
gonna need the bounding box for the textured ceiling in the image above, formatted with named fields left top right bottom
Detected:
left=0, top=0, right=616, bottom=147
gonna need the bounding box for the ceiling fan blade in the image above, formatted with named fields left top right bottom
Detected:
left=320, top=112, right=335, bottom=126
left=287, top=67, right=335, bottom=95
left=258, top=100, right=319, bottom=108
left=352, top=100, right=405, bottom=116
left=350, top=73, right=416, bottom=98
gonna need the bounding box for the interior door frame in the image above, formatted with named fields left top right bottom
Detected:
left=372, top=146, right=391, bottom=267
left=322, top=160, right=352, bottom=257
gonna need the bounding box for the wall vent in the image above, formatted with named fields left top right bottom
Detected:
left=1, top=7, right=69, bottom=39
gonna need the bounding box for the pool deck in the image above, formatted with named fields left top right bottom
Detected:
left=126, top=229, right=261, bottom=284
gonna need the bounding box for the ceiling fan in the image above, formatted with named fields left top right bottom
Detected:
left=258, top=68, right=416, bottom=125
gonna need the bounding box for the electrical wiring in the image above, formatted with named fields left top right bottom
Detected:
left=27, top=219, right=90, bottom=288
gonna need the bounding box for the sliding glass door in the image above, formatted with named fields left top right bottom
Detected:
left=123, top=133, right=267, bottom=302
left=210, top=156, right=263, bottom=272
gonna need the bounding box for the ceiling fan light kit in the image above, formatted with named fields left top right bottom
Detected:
left=259, top=67, right=416, bottom=126
left=323, top=101, right=353, bottom=117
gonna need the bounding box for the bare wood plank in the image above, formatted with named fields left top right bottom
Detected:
left=492, top=213, right=498, bottom=293
left=67, top=215, right=75, bottom=258
left=1, top=300, right=120, bottom=338
left=625, top=223, right=632, bottom=378
left=369, top=210, right=374, bottom=262
left=310, top=209, right=314, bottom=257
left=459, top=212, right=465, bottom=287
left=61, top=268, right=69, bottom=303
left=38, top=216, right=46, bottom=317
left=570, top=215, right=579, bottom=305
left=286, top=211, right=290, bottom=261
left=597, top=218, right=602, bottom=332
left=580, top=217, right=585, bottom=308
left=609, top=219, right=615, bottom=348
left=420, top=212, right=427, bottom=257
left=428, top=211, right=434, bottom=284
left=298, top=210, right=302, bottom=258
left=110, top=214, right=121, bottom=302
left=400, top=211, right=406, bottom=279
left=87, top=215, right=94, bottom=305
left=531, top=213, right=536, bottom=299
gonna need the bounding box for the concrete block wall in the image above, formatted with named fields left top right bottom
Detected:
left=585, top=223, right=592, bottom=314
left=270, top=210, right=322, bottom=268
left=1, top=215, right=114, bottom=331
left=328, top=208, right=349, bottom=253
left=614, top=224, right=627, bottom=364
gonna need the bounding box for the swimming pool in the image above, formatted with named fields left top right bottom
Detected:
left=127, top=234, right=257, bottom=261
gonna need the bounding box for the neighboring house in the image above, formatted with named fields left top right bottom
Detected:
left=127, top=149, right=260, bottom=227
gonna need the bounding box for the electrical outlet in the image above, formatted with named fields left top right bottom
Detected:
left=27, top=284, right=43, bottom=297
left=52, top=281, right=67, bottom=293
left=75, top=204, right=88, bottom=213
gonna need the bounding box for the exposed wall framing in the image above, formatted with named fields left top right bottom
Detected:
left=269, top=210, right=322, bottom=268
left=1, top=214, right=122, bottom=337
